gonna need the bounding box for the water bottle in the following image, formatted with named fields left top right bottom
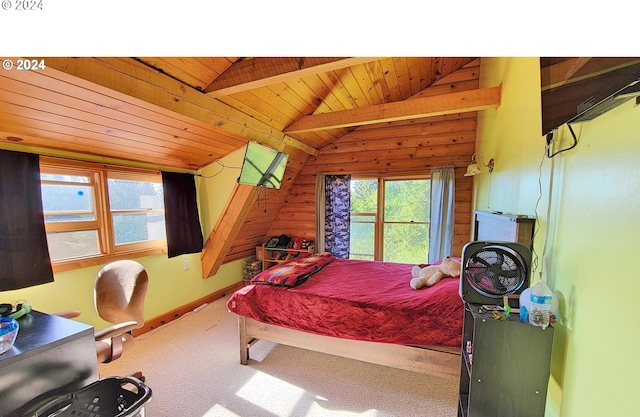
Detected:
left=529, top=279, right=553, bottom=329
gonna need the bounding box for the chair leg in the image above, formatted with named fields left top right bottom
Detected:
left=128, top=371, right=145, bottom=383
left=103, top=336, right=124, bottom=363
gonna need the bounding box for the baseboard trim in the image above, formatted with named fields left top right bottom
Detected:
left=133, top=282, right=244, bottom=336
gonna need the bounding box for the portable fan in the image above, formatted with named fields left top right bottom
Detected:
left=460, top=241, right=531, bottom=305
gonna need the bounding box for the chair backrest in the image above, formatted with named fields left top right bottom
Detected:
left=94, top=260, right=148, bottom=328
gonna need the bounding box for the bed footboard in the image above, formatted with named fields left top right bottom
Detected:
left=236, top=315, right=459, bottom=379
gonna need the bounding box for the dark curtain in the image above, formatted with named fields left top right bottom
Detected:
left=0, top=149, right=54, bottom=291
left=324, top=174, right=351, bottom=258
left=161, top=171, right=204, bottom=258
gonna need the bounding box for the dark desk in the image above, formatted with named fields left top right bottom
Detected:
left=0, top=311, right=98, bottom=416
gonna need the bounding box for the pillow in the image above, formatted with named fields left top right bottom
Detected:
left=250, top=252, right=335, bottom=287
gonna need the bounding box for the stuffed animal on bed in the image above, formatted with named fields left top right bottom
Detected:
left=410, top=256, right=461, bottom=290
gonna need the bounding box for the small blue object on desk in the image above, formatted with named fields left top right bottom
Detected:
left=519, top=305, right=529, bottom=323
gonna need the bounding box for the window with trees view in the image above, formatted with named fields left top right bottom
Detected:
left=349, top=176, right=430, bottom=264
left=40, top=158, right=166, bottom=271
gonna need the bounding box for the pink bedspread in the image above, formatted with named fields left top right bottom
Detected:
left=227, top=258, right=463, bottom=348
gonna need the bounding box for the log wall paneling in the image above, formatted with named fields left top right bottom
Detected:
left=267, top=60, right=481, bottom=258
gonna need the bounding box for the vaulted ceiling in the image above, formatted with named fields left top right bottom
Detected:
left=4, top=56, right=637, bottom=276
left=0, top=57, right=501, bottom=171
left=1, top=56, right=505, bottom=276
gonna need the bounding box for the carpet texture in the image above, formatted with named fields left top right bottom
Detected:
left=98, top=295, right=458, bottom=417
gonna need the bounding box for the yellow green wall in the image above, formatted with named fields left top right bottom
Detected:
left=197, top=146, right=245, bottom=237
left=477, top=57, right=640, bottom=417
left=2, top=149, right=247, bottom=329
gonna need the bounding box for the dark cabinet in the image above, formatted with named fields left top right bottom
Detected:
left=1, top=311, right=98, bottom=416
left=458, top=303, right=554, bottom=417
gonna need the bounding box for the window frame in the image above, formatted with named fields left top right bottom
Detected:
left=349, top=177, right=379, bottom=260
left=40, top=157, right=167, bottom=273
left=350, top=174, right=431, bottom=262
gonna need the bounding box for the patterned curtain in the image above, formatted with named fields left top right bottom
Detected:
left=317, top=174, right=351, bottom=258
left=428, top=166, right=455, bottom=263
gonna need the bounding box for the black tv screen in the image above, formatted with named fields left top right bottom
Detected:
left=237, top=141, right=289, bottom=189
left=540, top=57, right=640, bottom=136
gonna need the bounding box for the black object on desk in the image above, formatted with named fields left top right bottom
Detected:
left=0, top=310, right=99, bottom=416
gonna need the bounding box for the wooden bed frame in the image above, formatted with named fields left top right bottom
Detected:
left=237, top=315, right=460, bottom=379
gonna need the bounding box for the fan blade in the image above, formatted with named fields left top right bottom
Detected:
left=469, top=254, right=492, bottom=269
left=468, top=268, right=508, bottom=294
left=470, top=250, right=504, bottom=268
left=484, top=272, right=508, bottom=293
left=492, top=250, right=505, bottom=266
left=496, top=268, right=520, bottom=279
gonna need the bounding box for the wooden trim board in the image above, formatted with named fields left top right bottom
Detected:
left=133, top=282, right=243, bottom=336
left=237, top=315, right=460, bottom=379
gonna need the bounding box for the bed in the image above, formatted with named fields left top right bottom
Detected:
left=227, top=252, right=464, bottom=378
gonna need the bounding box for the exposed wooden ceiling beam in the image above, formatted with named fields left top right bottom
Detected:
left=201, top=184, right=259, bottom=278
left=284, top=86, right=502, bottom=134
left=40, top=57, right=319, bottom=157
left=204, top=57, right=381, bottom=96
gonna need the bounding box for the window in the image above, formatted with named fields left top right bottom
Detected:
left=349, top=179, right=377, bottom=260
left=349, top=176, right=430, bottom=264
left=107, top=174, right=166, bottom=246
left=40, top=158, right=166, bottom=272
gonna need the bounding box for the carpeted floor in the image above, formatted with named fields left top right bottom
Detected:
left=99, top=295, right=459, bottom=417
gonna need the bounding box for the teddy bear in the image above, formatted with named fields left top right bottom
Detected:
left=410, top=256, right=461, bottom=290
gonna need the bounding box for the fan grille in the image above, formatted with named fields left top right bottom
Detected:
left=464, top=245, right=527, bottom=297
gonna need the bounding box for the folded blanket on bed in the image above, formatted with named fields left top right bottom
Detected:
left=250, top=252, right=336, bottom=287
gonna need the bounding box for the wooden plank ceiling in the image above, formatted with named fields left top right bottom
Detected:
left=0, top=56, right=500, bottom=276
left=0, top=57, right=492, bottom=170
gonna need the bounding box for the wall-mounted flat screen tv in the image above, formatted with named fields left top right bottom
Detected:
left=237, top=141, right=289, bottom=189
left=540, top=57, right=640, bottom=136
